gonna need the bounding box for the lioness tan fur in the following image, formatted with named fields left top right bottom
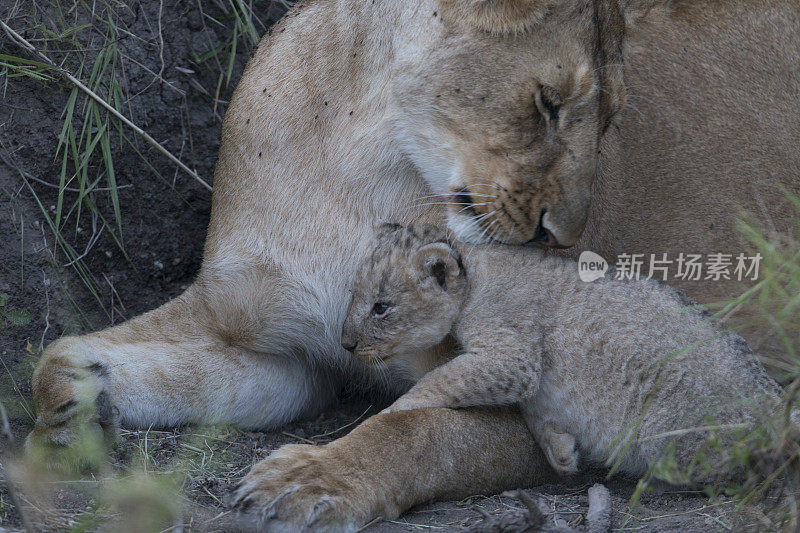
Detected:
left=28, top=0, right=799, bottom=529
left=342, top=224, right=788, bottom=479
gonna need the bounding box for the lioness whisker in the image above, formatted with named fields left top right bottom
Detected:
left=472, top=210, right=497, bottom=224
left=412, top=192, right=460, bottom=202
left=409, top=201, right=491, bottom=209
left=459, top=193, right=498, bottom=198
left=412, top=190, right=498, bottom=202
left=488, top=222, right=502, bottom=243
left=462, top=210, right=498, bottom=259
left=478, top=218, right=499, bottom=243
left=466, top=182, right=502, bottom=191
left=456, top=203, right=491, bottom=215
left=404, top=201, right=493, bottom=213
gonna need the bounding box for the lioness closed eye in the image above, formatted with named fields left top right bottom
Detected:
left=342, top=224, right=794, bottom=479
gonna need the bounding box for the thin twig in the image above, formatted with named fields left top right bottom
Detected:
left=0, top=19, right=212, bottom=192
left=119, top=52, right=185, bottom=97
left=354, top=516, right=382, bottom=532
left=281, top=431, right=315, bottom=444
left=309, top=406, right=372, bottom=440
left=39, top=268, right=51, bottom=352
left=0, top=148, right=131, bottom=192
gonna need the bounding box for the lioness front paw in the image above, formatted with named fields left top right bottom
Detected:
left=230, top=444, right=372, bottom=532
left=27, top=339, right=119, bottom=469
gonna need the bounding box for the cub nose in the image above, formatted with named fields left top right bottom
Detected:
left=341, top=337, right=358, bottom=352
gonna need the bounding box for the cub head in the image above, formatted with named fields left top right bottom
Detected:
left=392, top=0, right=667, bottom=247
left=341, top=224, right=466, bottom=364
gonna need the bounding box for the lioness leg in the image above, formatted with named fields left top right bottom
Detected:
left=29, top=285, right=337, bottom=449
left=231, top=407, right=552, bottom=530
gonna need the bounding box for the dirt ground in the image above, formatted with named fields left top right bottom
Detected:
left=0, top=399, right=772, bottom=532
left=0, top=1, right=779, bottom=531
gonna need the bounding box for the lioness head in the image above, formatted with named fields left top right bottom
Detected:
left=341, top=224, right=465, bottom=363
left=391, top=0, right=659, bottom=247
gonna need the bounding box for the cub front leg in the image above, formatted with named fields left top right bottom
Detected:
left=384, top=329, right=540, bottom=413
left=231, top=407, right=552, bottom=531
left=382, top=327, right=579, bottom=477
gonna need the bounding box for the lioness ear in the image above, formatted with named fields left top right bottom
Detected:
left=412, top=243, right=461, bottom=291
left=438, top=0, right=556, bottom=34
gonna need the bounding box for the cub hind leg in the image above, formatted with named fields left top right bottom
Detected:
left=520, top=403, right=579, bottom=476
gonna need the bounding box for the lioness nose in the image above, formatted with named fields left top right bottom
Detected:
left=527, top=209, right=572, bottom=248
left=528, top=210, right=561, bottom=247
left=341, top=337, right=358, bottom=352
left=529, top=224, right=559, bottom=247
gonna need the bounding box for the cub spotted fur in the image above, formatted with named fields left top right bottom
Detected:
left=342, top=224, right=789, bottom=479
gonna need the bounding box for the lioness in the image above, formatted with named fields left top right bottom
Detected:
left=339, top=224, right=788, bottom=480
left=28, top=0, right=799, bottom=529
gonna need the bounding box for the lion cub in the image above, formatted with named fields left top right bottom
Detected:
left=341, top=224, right=788, bottom=479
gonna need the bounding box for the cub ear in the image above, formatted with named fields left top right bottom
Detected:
left=374, top=222, right=404, bottom=239
left=412, top=242, right=462, bottom=291
left=438, top=0, right=556, bottom=34
left=617, top=0, right=673, bottom=29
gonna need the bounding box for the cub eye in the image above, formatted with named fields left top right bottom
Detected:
left=371, top=302, right=392, bottom=316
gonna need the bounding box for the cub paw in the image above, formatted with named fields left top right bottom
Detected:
left=229, top=444, right=367, bottom=532
left=541, top=424, right=579, bottom=476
